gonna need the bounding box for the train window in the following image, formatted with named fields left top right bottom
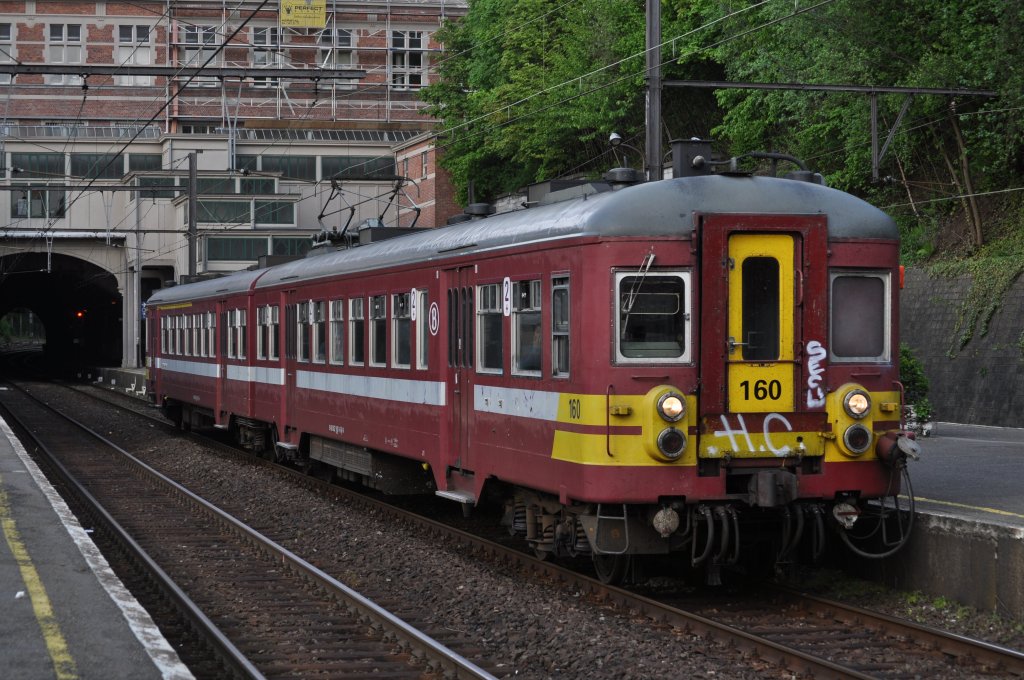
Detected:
left=552, top=276, right=570, bottom=378
left=257, top=307, right=268, bottom=360
left=196, top=313, right=205, bottom=357
left=416, top=289, right=428, bottom=370
left=447, top=289, right=456, bottom=367
left=313, top=301, right=327, bottom=364
left=477, top=283, right=503, bottom=373
left=349, top=298, right=365, bottom=365
left=296, top=302, right=310, bottom=363
left=258, top=305, right=279, bottom=360
left=183, top=315, right=192, bottom=356
left=329, top=300, right=344, bottom=365
left=207, top=312, right=217, bottom=358
left=741, top=257, right=780, bottom=361
left=513, top=279, right=542, bottom=376
left=160, top=317, right=167, bottom=354
left=615, top=271, right=691, bottom=363
left=221, top=312, right=229, bottom=359
left=235, top=309, right=247, bottom=359
left=370, top=295, right=387, bottom=367
left=226, top=311, right=236, bottom=358
left=462, top=287, right=473, bottom=368
left=830, top=271, right=890, bottom=362
left=392, top=292, right=411, bottom=369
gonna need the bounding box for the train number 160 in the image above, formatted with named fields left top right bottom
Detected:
left=739, top=379, right=782, bottom=401
left=568, top=398, right=582, bottom=420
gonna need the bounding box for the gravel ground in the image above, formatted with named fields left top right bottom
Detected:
left=39, top=383, right=1024, bottom=678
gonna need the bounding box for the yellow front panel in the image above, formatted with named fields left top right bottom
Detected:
left=727, top=233, right=795, bottom=413
left=550, top=389, right=699, bottom=467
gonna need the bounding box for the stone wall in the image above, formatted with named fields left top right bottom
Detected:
left=900, top=268, right=1024, bottom=427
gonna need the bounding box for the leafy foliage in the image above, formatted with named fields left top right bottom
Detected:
left=899, top=343, right=932, bottom=421
left=425, top=0, right=1024, bottom=248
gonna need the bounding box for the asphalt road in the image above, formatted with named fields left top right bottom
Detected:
left=906, top=422, right=1024, bottom=527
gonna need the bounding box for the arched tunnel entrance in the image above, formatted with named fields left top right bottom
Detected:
left=0, top=252, right=123, bottom=371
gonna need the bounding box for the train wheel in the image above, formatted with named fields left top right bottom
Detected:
left=592, top=554, right=630, bottom=585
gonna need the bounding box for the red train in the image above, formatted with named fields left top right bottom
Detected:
left=146, top=142, right=920, bottom=583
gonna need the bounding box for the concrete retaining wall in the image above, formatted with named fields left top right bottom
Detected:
left=900, top=268, right=1024, bottom=427
left=852, top=512, right=1024, bottom=621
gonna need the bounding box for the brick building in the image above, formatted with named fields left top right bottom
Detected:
left=0, top=0, right=464, bottom=367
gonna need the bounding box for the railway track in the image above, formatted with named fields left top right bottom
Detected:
left=15, top=378, right=1024, bottom=679
left=0, top=381, right=497, bottom=680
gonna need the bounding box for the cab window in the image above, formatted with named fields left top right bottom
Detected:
left=615, top=271, right=691, bottom=363
left=830, top=271, right=890, bottom=361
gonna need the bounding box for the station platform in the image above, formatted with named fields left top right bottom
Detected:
left=0, top=411, right=192, bottom=679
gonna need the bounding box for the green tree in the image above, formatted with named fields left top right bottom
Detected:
left=423, top=0, right=649, bottom=202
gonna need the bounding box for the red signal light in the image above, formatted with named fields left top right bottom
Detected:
left=75, top=310, right=85, bottom=318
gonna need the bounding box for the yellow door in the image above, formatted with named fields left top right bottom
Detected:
left=726, top=234, right=795, bottom=413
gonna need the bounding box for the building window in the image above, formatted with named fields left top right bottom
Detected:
left=0, top=23, right=14, bottom=85
left=512, top=280, right=542, bottom=376
left=181, top=25, right=218, bottom=85
left=206, top=237, right=268, bottom=261
left=370, top=295, right=387, bottom=367
left=551, top=276, right=570, bottom=377
left=254, top=201, right=294, bottom=226
left=47, top=24, right=82, bottom=85
left=117, top=25, right=152, bottom=86
left=12, top=187, right=65, bottom=219
left=197, top=201, right=251, bottom=224
left=129, top=154, right=162, bottom=171
left=415, top=289, right=428, bottom=370
left=322, top=155, right=395, bottom=180
left=477, top=283, right=503, bottom=373
left=421, top=151, right=428, bottom=179
left=318, top=27, right=356, bottom=88
left=71, top=153, right=124, bottom=180
left=392, top=292, right=411, bottom=369
left=349, top=298, right=365, bottom=365
left=329, top=300, right=344, bottom=365
left=391, top=30, right=426, bottom=90
left=261, top=155, right=316, bottom=181
left=272, top=236, right=311, bottom=257
left=252, top=27, right=280, bottom=87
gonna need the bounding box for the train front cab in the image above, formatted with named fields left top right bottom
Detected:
left=690, top=211, right=912, bottom=571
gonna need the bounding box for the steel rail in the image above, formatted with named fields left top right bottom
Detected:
left=76, top=380, right=1024, bottom=678
left=4, top=380, right=496, bottom=680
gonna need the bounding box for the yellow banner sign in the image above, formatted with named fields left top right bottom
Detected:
left=281, top=0, right=326, bottom=28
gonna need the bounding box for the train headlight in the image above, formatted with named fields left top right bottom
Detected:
left=657, top=428, right=687, bottom=460
left=843, top=389, right=872, bottom=419
left=657, top=392, right=686, bottom=422
left=843, top=424, right=873, bottom=454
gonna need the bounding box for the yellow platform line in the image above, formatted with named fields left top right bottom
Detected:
left=909, top=495, right=1024, bottom=521
left=0, top=476, right=79, bottom=680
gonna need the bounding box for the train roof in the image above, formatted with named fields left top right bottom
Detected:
left=147, top=174, right=897, bottom=305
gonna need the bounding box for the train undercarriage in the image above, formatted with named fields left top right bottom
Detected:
left=160, top=399, right=916, bottom=585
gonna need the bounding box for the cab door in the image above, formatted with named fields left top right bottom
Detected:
left=699, top=214, right=829, bottom=459
left=726, top=233, right=797, bottom=414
